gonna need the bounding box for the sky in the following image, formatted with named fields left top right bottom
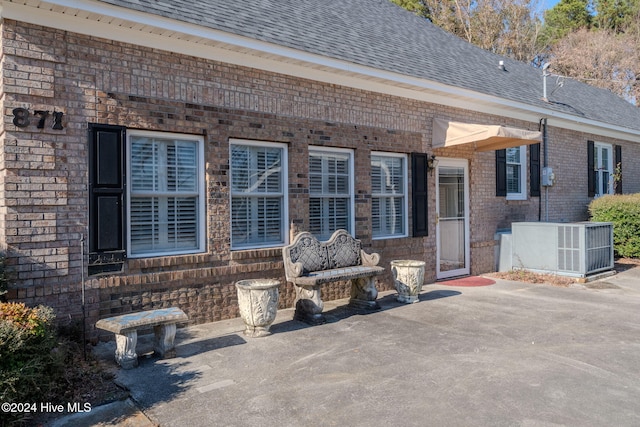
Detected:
left=542, top=0, right=560, bottom=11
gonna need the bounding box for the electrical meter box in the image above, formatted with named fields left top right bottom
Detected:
left=541, top=167, right=554, bottom=186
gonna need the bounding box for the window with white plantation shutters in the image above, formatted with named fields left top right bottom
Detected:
left=371, top=153, right=407, bottom=239
left=308, top=148, right=353, bottom=240
left=230, top=140, right=287, bottom=249
left=127, top=131, right=205, bottom=257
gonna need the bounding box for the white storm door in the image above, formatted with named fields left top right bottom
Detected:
left=436, top=158, right=470, bottom=279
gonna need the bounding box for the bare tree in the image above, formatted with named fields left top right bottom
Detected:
left=549, top=28, right=639, bottom=104
left=422, top=0, right=543, bottom=62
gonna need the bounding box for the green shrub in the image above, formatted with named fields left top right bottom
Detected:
left=589, top=193, right=640, bottom=258
left=0, top=303, right=64, bottom=409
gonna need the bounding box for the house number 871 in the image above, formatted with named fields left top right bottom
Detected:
left=12, top=108, right=64, bottom=130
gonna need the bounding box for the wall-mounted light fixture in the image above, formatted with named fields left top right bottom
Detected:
left=427, top=154, right=438, bottom=171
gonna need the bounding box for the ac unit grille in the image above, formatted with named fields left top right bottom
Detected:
left=557, top=225, right=580, bottom=272
left=586, top=224, right=614, bottom=273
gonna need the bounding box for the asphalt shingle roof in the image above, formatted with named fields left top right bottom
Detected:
left=97, top=0, right=640, bottom=133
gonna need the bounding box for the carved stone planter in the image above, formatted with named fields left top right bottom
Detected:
left=235, top=279, right=280, bottom=337
left=391, top=260, right=426, bottom=304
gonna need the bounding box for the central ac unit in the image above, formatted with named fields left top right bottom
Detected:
left=510, top=222, right=614, bottom=278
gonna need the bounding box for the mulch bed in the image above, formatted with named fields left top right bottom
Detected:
left=486, top=257, right=639, bottom=287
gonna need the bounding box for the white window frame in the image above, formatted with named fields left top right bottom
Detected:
left=126, top=130, right=206, bottom=258
left=371, top=152, right=408, bottom=239
left=594, top=142, right=614, bottom=197
left=308, top=146, right=354, bottom=240
left=230, top=139, right=288, bottom=250
left=506, top=145, right=527, bottom=201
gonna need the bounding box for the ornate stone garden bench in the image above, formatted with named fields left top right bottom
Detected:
left=95, top=307, right=188, bottom=369
left=282, top=229, right=385, bottom=325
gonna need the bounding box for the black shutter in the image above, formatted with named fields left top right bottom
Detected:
left=614, top=144, right=622, bottom=194
left=587, top=140, right=596, bottom=197
left=88, top=124, right=126, bottom=275
left=496, top=149, right=507, bottom=197
left=411, top=153, right=428, bottom=237
left=529, top=143, right=541, bottom=197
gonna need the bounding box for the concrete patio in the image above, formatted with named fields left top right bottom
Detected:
left=53, top=264, right=640, bottom=426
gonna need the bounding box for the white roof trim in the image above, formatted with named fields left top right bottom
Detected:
left=3, top=0, right=640, bottom=142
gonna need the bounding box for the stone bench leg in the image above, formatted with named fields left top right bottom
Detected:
left=348, top=276, right=380, bottom=311
left=293, top=284, right=326, bottom=325
left=115, top=330, right=138, bottom=370
left=154, top=323, right=178, bottom=358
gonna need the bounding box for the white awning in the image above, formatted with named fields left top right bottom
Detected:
left=433, top=118, right=542, bottom=152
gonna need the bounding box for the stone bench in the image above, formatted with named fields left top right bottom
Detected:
left=282, top=229, right=385, bottom=325
left=95, top=307, right=188, bottom=369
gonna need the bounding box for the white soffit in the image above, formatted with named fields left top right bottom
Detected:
left=2, top=0, right=640, bottom=142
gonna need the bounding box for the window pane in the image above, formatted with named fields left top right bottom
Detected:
left=130, top=197, right=156, bottom=253
left=169, top=197, right=198, bottom=249
left=602, top=171, right=609, bottom=195
left=174, top=143, right=197, bottom=192
left=261, top=148, right=282, bottom=192
left=309, top=198, right=322, bottom=235
left=131, top=139, right=158, bottom=191
left=309, top=197, right=350, bottom=239
left=439, top=167, right=465, bottom=218
left=309, top=151, right=350, bottom=195
left=374, top=196, right=404, bottom=235
left=506, top=164, right=521, bottom=193
left=506, top=147, right=520, bottom=163
left=231, top=145, right=282, bottom=194
left=600, top=148, right=609, bottom=169
left=231, top=145, right=250, bottom=191
left=130, top=196, right=199, bottom=253
left=371, top=163, right=382, bottom=194
left=327, top=198, right=350, bottom=235
left=131, top=138, right=198, bottom=193
left=230, top=142, right=285, bottom=249
left=231, top=196, right=283, bottom=246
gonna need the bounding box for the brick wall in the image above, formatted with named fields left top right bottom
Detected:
left=2, top=20, right=636, bottom=339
